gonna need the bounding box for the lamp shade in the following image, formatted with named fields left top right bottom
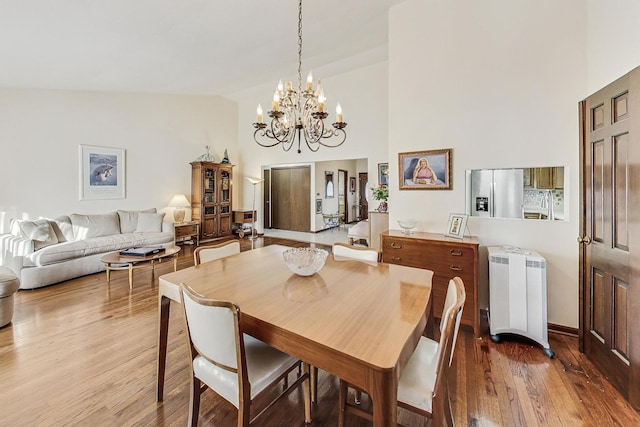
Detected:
left=247, top=176, right=264, bottom=185
left=168, top=194, right=190, bottom=207
left=169, top=194, right=190, bottom=223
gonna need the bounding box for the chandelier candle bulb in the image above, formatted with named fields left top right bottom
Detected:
left=306, top=71, right=313, bottom=91
left=278, top=80, right=284, bottom=92
left=285, top=80, right=293, bottom=91
left=336, top=103, right=343, bottom=123
left=272, top=90, right=280, bottom=111
left=256, top=104, right=263, bottom=123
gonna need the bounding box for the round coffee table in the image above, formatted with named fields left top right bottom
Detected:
left=101, top=247, right=181, bottom=289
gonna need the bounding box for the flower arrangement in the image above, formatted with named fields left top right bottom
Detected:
left=371, top=184, right=388, bottom=201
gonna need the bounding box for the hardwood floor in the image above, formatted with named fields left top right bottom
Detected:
left=1, top=237, right=638, bottom=426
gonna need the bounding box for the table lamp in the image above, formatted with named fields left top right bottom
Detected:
left=168, top=194, right=190, bottom=223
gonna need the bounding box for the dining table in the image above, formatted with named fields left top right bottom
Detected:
left=156, top=244, right=433, bottom=426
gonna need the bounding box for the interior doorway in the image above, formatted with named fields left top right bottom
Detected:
left=358, top=173, right=368, bottom=220
left=338, top=169, right=348, bottom=224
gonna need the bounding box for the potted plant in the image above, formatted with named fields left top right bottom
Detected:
left=371, top=184, right=389, bottom=212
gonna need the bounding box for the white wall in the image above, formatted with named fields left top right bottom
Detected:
left=587, top=0, right=640, bottom=92
left=389, top=0, right=586, bottom=328
left=0, top=89, right=237, bottom=232
left=230, top=61, right=388, bottom=233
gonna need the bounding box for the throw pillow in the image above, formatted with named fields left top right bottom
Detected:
left=70, top=212, right=121, bottom=240
left=18, top=219, right=59, bottom=250
left=51, top=215, right=73, bottom=242
left=117, top=208, right=157, bottom=234
left=135, top=212, right=165, bottom=233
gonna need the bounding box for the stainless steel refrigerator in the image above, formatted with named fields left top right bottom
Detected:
left=470, top=169, right=524, bottom=219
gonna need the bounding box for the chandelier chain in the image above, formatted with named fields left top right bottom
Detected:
left=297, top=0, right=303, bottom=96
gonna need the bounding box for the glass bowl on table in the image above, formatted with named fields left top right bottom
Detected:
left=282, top=247, right=329, bottom=276
left=397, top=219, right=417, bottom=235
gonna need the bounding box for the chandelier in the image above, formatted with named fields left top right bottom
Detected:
left=252, top=0, right=347, bottom=154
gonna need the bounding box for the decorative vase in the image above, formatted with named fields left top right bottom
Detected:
left=378, top=201, right=388, bottom=212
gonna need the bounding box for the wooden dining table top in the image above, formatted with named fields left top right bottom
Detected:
left=159, top=244, right=433, bottom=374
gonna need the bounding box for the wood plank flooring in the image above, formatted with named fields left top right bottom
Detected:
left=0, top=237, right=638, bottom=426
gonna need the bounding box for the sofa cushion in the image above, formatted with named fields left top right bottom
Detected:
left=11, top=219, right=59, bottom=251
left=70, top=212, right=120, bottom=240
left=19, top=220, right=54, bottom=241
left=51, top=215, right=73, bottom=242
left=135, top=212, right=165, bottom=233
left=117, top=208, right=157, bottom=234
left=23, top=231, right=174, bottom=267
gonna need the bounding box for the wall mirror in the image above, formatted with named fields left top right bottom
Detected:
left=465, top=166, right=566, bottom=220
left=325, top=171, right=334, bottom=198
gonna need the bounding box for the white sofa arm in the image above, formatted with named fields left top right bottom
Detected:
left=161, top=222, right=175, bottom=233
left=0, top=233, right=34, bottom=275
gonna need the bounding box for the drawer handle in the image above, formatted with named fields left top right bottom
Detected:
left=390, top=242, right=402, bottom=249
left=450, top=265, right=462, bottom=271
left=450, top=249, right=463, bottom=256
left=392, top=256, right=401, bottom=261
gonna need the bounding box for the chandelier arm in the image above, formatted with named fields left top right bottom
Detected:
left=253, top=129, right=281, bottom=148
left=316, top=128, right=347, bottom=148
left=303, top=132, right=321, bottom=152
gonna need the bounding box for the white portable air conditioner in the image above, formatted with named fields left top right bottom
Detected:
left=488, top=246, right=554, bottom=358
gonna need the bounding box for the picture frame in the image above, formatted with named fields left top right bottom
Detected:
left=349, top=177, right=356, bottom=193
left=446, top=213, right=468, bottom=239
left=315, top=199, right=322, bottom=214
left=378, top=163, right=389, bottom=185
left=79, top=145, right=125, bottom=200
left=398, top=148, right=452, bottom=190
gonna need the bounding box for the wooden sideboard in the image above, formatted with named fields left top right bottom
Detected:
left=381, top=230, right=480, bottom=337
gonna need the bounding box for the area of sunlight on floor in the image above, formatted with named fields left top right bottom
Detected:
left=263, top=225, right=352, bottom=246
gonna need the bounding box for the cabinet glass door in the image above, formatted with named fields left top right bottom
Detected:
left=204, top=167, right=216, bottom=203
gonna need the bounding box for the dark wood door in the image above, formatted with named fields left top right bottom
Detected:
left=271, top=166, right=310, bottom=232
left=580, top=66, right=640, bottom=409
left=358, top=172, right=368, bottom=220
left=263, top=170, right=271, bottom=229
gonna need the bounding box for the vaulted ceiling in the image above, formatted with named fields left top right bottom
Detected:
left=0, top=0, right=405, bottom=96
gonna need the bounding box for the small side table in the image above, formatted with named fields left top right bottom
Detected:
left=175, top=222, right=199, bottom=245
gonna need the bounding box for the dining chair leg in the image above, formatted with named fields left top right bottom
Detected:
left=311, top=366, right=318, bottom=403
left=338, top=379, right=347, bottom=427
left=188, top=377, right=201, bottom=427
left=237, top=401, right=251, bottom=427
left=303, top=363, right=312, bottom=423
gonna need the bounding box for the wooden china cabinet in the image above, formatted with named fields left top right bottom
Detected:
left=191, top=162, right=233, bottom=243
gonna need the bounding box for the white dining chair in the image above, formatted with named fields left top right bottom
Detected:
left=338, top=277, right=466, bottom=427
left=179, top=283, right=312, bottom=426
left=332, top=242, right=379, bottom=265
left=193, top=240, right=240, bottom=265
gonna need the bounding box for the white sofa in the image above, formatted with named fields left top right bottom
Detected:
left=0, top=209, right=175, bottom=289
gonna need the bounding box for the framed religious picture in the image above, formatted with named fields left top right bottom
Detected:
left=446, top=213, right=468, bottom=239
left=349, top=177, right=356, bottom=193
left=316, top=199, right=322, bottom=214
left=398, top=148, right=452, bottom=190
left=378, top=163, right=389, bottom=185
left=79, top=145, right=126, bottom=200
